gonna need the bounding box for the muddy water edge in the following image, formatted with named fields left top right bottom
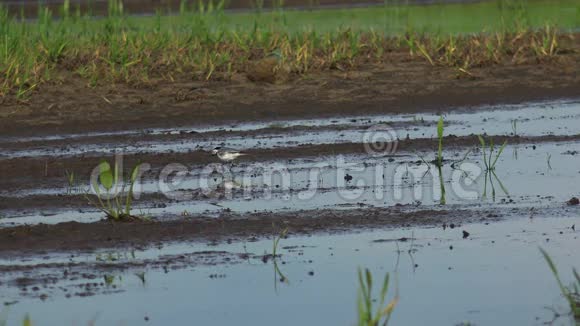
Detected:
left=1, top=96, right=580, bottom=324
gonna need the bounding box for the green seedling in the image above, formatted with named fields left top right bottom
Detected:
left=65, top=169, right=75, bottom=195
left=357, top=268, right=398, bottom=326
left=546, top=153, right=552, bottom=170
left=511, top=119, right=518, bottom=136
left=437, top=116, right=446, bottom=205
left=540, top=248, right=580, bottom=322
left=413, top=116, right=449, bottom=204
left=85, top=160, right=142, bottom=221
left=478, top=135, right=507, bottom=172
left=478, top=136, right=508, bottom=200
left=22, top=315, right=31, bottom=326
left=0, top=313, right=35, bottom=326
left=104, top=274, right=116, bottom=286
left=272, top=227, right=289, bottom=287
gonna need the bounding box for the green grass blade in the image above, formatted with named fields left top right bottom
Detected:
left=540, top=247, right=574, bottom=308
left=491, top=140, right=508, bottom=168
left=437, top=116, right=444, bottom=166
left=491, top=171, right=509, bottom=196
left=478, top=135, right=488, bottom=170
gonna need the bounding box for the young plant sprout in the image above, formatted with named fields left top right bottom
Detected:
left=540, top=248, right=580, bottom=322
left=271, top=227, right=289, bottom=289
left=478, top=136, right=508, bottom=200
left=65, top=170, right=75, bottom=195
left=85, top=160, right=143, bottom=221
left=437, top=116, right=446, bottom=205
left=357, top=267, right=398, bottom=326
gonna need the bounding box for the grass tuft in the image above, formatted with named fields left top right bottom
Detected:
left=85, top=160, right=143, bottom=221
left=0, top=0, right=579, bottom=98
left=357, top=267, right=398, bottom=326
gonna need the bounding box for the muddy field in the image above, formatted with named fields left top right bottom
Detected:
left=1, top=59, right=580, bottom=324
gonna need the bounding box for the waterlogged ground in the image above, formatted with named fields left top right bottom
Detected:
left=0, top=99, right=579, bottom=325
left=1, top=100, right=580, bottom=225
left=1, top=213, right=578, bottom=325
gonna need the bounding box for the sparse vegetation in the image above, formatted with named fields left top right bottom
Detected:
left=86, top=160, right=142, bottom=221
left=0, top=0, right=579, bottom=98
left=478, top=136, right=507, bottom=172
left=65, top=169, right=75, bottom=195
left=436, top=116, right=446, bottom=205
left=478, top=136, right=509, bottom=200
left=357, top=267, right=398, bottom=326
left=0, top=311, right=32, bottom=326
left=272, top=227, right=289, bottom=285
left=540, top=248, right=580, bottom=323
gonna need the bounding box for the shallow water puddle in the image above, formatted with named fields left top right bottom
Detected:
left=2, top=139, right=579, bottom=226
left=1, top=99, right=579, bottom=159
left=1, top=214, right=578, bottom=325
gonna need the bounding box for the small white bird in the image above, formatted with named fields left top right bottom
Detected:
left=211, top=147, right=247, bottom=162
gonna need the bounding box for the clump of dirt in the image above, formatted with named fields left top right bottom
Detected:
left=246, top=57, right=291, bottom=84
left=568, top=197, right=580, bottom=206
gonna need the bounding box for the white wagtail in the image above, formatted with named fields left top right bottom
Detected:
left=211, top=147, right=247, bottom=162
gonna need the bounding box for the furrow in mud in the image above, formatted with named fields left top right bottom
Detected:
left=2, top=100, right=579, bottom=160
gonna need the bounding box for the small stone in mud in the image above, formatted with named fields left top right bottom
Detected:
left=450, top=223, right=456, bottom=229
left=572, top=225, right=576, bottom=231
left=145, top=317, right=149, bottom=322
left=449, top=245, right=453, bottom=250
left=462, top=230, right=470, bottom=239
left=567, top=197, right=580, bottom=206
left=308, top=271, right=315, bottom=276
left=344, top=174, right=353, bottom=183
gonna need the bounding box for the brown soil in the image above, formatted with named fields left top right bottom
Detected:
left=1, top=57, right=579, bottom=138
left=1, top=35, right=579, bottom=258
left=0, top=206, right=500, bottom=255
left=0, top=133, right=573, bottom=196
